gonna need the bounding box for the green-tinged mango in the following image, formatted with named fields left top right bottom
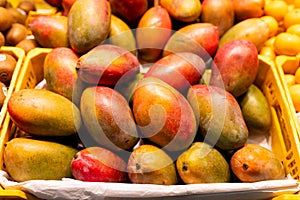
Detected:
left=68, top=0, right=111, bottom=54
left=80, top=86, right=139, bottom=151
left=176, top=142, right=231, bottom=184
left=108, top=15, right=137, bottom=55
left=43, top=47, right=79, bottom=102
left=187, top=84, right=248, bottom=150
left=160, top=0, right=201, bottom=22
left=201, top=0, right=234, bottom=36
left=239, top=84, right=272, bottom=135
left=76, top=44, right=140, bottom=87
left=230, top=144, right=285, bottom=182
left=7, top=89, right=82, bottom=137
left=30, top=15, right=69, bottom=48
left=4, top=138, right=78, bottom=182
left=133, top=77, right=197, bottom=152
left=219, top=18, right=269, bottom=51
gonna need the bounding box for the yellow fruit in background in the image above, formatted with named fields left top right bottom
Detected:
left=295, top=0, right=300, bottom=8
left=294, top=67, right=300, bottom=83
left=259, top=46, right=276, bottom=60
left=260, top=16, right=279, bottom=37
left=286, top=24, right=300, bottom=37
left=289, top=84, right=300, bottom=111
left=264, top=36, right=276, bottom=47
left=274, top=32, right=300, bottom=56
left=284, top=0, right=294, bottom=4
left=264, top=0, right=289, bottom=21
left=283, top=74, right=296, bottom=87
left=283, top=8, right=300, bottom=29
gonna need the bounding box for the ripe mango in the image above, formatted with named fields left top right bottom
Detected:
left=201, top=0, right=234, bottom=36
left=232, top=0, right=264, bottom=22
left=127, top=144, right=178, bottom=185
left=163, top=23, right=219, bottom=61
left=7, top=89, right=82, bottom=137
left=43, top=47, right=79, bottom=102
left=76, top=44, right=140, bottom=87
left=160, top=0, right=201, bottom=22
left=30, top=15, right=69, bottom=48
left=109, top=15, right=136, bottom=55
left=187, top=84, right=248, bottom=150
left=230, top=144, right=285, bottom=182
left=71, top=147, right=128, bottom=182
left=133, top=77, right=197, bottom=152
left=144, top=52, right=206, bottom=95
left=176, top=142, right=231, bottom=183
left=68, top=0, right=111, bottom=54
left=239, top=84, right=272, bottom=135
left=219, top=18, right=269, bottom=51
left=4, top=138, right=78, bottom=182
left=210, top=40, right=259, bottom=97
left=80, top=86, right=139, bottom=151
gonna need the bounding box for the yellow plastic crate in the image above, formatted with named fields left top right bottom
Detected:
left=0, top=49, right=299, bottom=199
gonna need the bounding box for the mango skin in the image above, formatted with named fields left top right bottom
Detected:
left=210, top=40, right=259, bottom=97
left=68, top=0, right=111, bottom=54
left=76, top=44, right=140, bottom=87
left=43, top=47, right=79, bottom=102
left=109, top=15, right=136, bottom=55
left=80, top=86, right=139, bottom=151
left=219, top=18, right=269, bottom=51
left=187, top=84, right=248, bottom=150
left=7, top=89, right=82, bottom=137
left=163, top=23, right=219, bottom=61
left=30, top=15, right=69, bottom=48
left=230, top=144, right=285, bottom=182
left=239, top=84, right=272, bottom=135
left=133, top=77, right=197, bottom=152
left=4, top=138, right=78, bottom=182
left=144, top=52, right=206, bottom=95
left=127, top=144, right=178, bottom=185
left=176, top=142, right=231, bottom=184
left=160, top=0, right=201, bottom=22
left=201, top=0, right=234, bottom=36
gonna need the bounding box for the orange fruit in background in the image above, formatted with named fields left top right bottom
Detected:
left=294, top=67, right=300, bottom=83
left=273, top=32, right=300, bottom=56
left=289, top=84, right=300, bottom=111
left=286, top=24, right=300, bottom=37
left=260, top=16, right=279, bottom=37
left=283, top=74, right=296, bottom=87
left=283, top=8, right=300, bottom=29
left=264, top=0, right=289, bottom=21
left=259, top=46, right=276, bottom=60
left=295, top=0, right=300, bottom=8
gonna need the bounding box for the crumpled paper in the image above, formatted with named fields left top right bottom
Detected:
left=0, top=170, right=299, bottom=200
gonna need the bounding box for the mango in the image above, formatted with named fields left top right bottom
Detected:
left=133, top=77, right=197, bottom=152
left=239, top=84, right=272, bottom=135
left=68, top=0, right=111, bottom=54
left=30, top=15, right=69, bottom=48
left=7, top=89, right=82, bottom=137
left=232, top=0, right=264, bottom=22
left=160, top=0, right=201, bottom=22
left=201, top=0, right=234, bottom=36
left=43, top=47, right=79, bottom=102
left=219, top=18, right=269, bottom=51
left=109, top=0, right=148, bottom=27
left=187, top=84, right=248, bottom=150
left=230, top=144, right=285, bottom=182
left=76, top=44, right=140, bottom=87
left=163, top=23, right=219, bottom=61
left=144, top=52, right=206, bottom=95
left=127, top=144, right=178, bottom=185
left=210, top=40, right=259, bottom=97
left=4, top=138, right=78, bottom=182
left=109, top=15, right=137, bottom=55
left=71, top=147, right=128, bottom=182
left=136, top=5, right=172, bottom=63
left=176, top=142, right=231, bottom=184
left=80, top=86, right=139, bottom=151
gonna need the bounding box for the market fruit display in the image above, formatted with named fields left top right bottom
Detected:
left=2, top=0, right=292, bottom=188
